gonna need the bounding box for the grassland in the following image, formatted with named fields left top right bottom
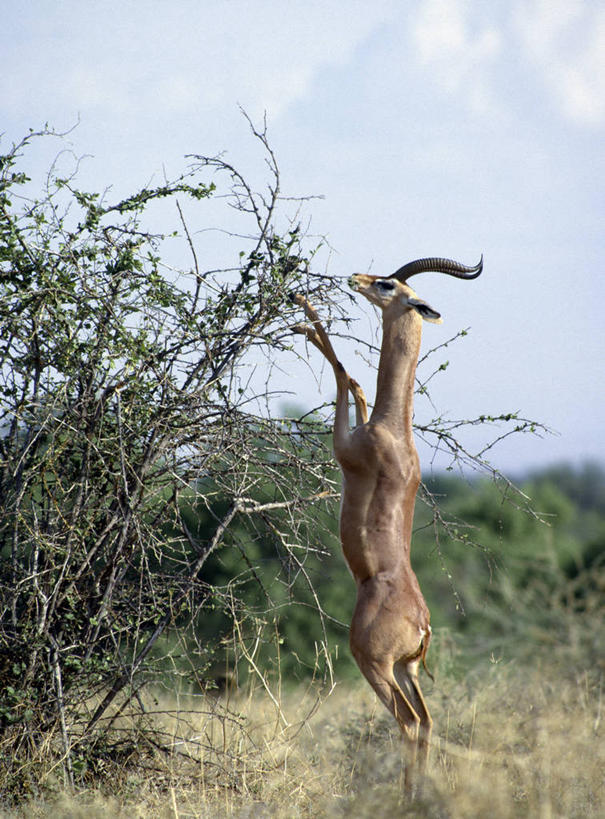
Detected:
left=3, top=626, right=602, bottom=819
left=3, top=465, right=603, bottom=817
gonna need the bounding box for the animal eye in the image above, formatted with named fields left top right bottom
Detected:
left=374, top=280, right=396, bottom=291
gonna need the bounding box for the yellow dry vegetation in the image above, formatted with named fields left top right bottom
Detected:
left=3, top=648, right=603, bottom=819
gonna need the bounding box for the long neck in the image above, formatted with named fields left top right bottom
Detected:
left=370, top=308, right=422, bottom=437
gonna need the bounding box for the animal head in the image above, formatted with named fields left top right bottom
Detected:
left=349, top=256, right=483, bottom=325
left=349, top=274, right=443, bottom=323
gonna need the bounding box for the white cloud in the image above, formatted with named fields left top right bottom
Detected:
left=406, top=0, right=605, bottom=128
left=409, top=0, right=503, bottom=116
left=512, top=0, right=605, bottom=126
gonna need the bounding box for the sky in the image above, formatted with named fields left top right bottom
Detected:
left=2, top=0, right=604, bottom=476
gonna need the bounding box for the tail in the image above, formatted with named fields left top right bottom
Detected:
left=420, top=629, right=434, bottom=682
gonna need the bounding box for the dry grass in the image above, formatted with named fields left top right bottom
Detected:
left=2, top=652, right=602, bottom=819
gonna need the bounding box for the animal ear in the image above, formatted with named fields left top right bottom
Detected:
left=407, top=297, right=442, bottom=324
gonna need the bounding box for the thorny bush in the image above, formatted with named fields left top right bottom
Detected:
left=0, top=125, right=340, bottom=791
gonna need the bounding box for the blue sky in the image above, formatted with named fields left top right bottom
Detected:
left=2, top=0, right=603, bottom=474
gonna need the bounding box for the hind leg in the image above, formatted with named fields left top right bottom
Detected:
left=349, top=583, right=431, bottom=792
left=351, top=651, right=422, bottom=791
left=393, top=660, right=432, bottom=778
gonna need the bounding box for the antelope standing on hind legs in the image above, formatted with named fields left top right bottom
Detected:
left=293, top=255, right=483, bottom=791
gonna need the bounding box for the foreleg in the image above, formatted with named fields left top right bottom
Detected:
left=292, top=294, right=368, bottom=424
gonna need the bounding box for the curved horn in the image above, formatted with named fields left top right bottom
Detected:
left=392, top=255, right=483, bottom=282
